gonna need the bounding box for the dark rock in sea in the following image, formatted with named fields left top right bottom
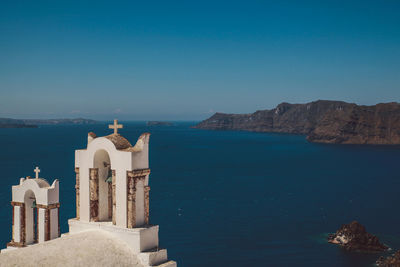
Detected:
left=193, top=100, right=400, bottom=145
left=327, top=221, right=388, bottom=253
left=376, top=250, right=400, bottom=266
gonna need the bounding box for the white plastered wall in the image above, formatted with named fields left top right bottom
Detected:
left=50, top=209, right=58, bottom=239
left=131, top=134, right=150, bottom=171
left=12, top=178, right=59, bottom=206
left=13, top=206, right=20, bottom=243
left=38, top=208, right=45, bottom=243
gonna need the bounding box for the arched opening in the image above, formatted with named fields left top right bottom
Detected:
left=24, top=190, right=38, bottom=245
left=93, top=149, right=113, bottom=222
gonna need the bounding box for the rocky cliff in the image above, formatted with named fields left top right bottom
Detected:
left=193, top=100, right=400, bottom=144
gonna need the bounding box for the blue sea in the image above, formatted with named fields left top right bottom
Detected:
left=0, top=122, right=399, bottom=266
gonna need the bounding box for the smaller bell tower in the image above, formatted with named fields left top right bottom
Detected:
left=5, top=167, right=60, bottom=250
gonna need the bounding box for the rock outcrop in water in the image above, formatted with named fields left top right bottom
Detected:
left=327, top=221, right=388, bottom=252
left=193, top=100, right=400, bottom=144
left=376, top=250, right=400, bottom=266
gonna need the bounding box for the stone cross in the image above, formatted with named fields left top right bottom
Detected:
left=109, top=119, right=123, bottom=134
left=34, top=167, right=40, bottom=179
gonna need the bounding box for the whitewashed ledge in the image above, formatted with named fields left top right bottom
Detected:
left=0, top=230, right=144, bottom=267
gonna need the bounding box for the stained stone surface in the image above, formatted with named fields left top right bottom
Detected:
left=105, top=133, right=132, bottom=150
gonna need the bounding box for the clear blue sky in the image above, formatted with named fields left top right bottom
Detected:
left=0, top=0, right=399, bottom=120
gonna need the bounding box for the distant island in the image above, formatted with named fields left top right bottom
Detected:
left=0, top=118, right=38, bottom=128
left=193, top=100, right=400, bottom=145
left=146, top=121, right=173, bottom=126
left=0, top=118, right=98, bottom=128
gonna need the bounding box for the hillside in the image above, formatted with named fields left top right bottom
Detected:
left=193, top=100, right=400, bottom=144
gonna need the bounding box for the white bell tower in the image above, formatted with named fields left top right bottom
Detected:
left=6, top=167, right=60, bottom=249
left=68, top=120, right=176, bottom=267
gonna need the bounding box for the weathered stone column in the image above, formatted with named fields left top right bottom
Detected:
left=11, top=204, right=14, bottom=242
left=75, top=167, right=80, bottom=220
left=89, top=168, right=99, bottom=222
left=112, top=170, right=116, bottom=225
left=126, top=169, right=150, bottom=228
left=45, top=208, right=50, bottom=241
left=8, top=202, right=25, bottom=247
left=20, top=203, right=25, bottom=245
left=144, top=186, right=150, bottom=225
left=37, top=208, right=46, bottom=243
left=126, top=171, right=136, bottom=228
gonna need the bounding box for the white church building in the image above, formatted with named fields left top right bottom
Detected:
left=1, top=120, right=176, bottom=267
